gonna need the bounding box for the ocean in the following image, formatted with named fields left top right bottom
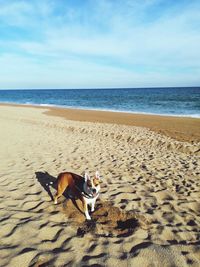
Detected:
left=0, top=87, right=199, bottom=118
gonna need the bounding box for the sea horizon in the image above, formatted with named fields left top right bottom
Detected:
left=0, top=87, right=199, bottom=118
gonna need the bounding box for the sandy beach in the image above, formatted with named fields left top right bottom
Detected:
left=0, top=104, right=200, bottom=267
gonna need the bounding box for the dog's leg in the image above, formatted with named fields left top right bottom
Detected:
left=54, top=193, right=59, bottom=204
left=91, top=199, right=96, bottom=212
left=54, top=184, right=66, bottom=204
left=82, top=198, right=91, bottom=220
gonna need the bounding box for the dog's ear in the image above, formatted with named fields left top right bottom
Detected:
left=84, top=172, right=90, bottom=182
left=95, top=171, right=101, bottom=180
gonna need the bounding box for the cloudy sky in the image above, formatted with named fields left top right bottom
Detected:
left=0, top=0, right=200, bottom=89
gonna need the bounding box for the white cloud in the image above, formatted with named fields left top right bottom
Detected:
left=0, top=52, right=199, bottom=89
left=0, top=0, right=200, bottom=88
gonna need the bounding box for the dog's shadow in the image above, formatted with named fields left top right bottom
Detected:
left=35, top=171, right=83, bottom=214
left=35, top=171, right=57, bottom=201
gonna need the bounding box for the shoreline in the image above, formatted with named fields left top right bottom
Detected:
left=0, top=102, right=200, bottom=143
left=0, top=101, right=200, bottom=119
left=0, top=102, right=200, bottom=119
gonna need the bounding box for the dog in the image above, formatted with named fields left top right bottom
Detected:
left=53, top=171, right=101, bottom=220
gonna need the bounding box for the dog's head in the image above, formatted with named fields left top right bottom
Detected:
left=83, top=171, right=101, bottom=197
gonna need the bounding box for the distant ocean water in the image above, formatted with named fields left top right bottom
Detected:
left=0, top=87, right=200, bottom=118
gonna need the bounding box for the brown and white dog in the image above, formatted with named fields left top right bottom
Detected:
left=54, top=171, right=101, bottom=220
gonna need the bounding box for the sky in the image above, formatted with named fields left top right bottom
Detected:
left=0, top=0, right=200, bottom=89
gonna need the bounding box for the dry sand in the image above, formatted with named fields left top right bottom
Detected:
left=0, top=104, right=200, bottom=267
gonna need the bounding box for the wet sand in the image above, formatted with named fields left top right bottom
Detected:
left=46, top=106, right=200, bottom=143
left=1, top=103, right=200, bottom=143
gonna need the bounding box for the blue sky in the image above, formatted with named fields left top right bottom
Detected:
left=0, top=0, right=200, bottom=89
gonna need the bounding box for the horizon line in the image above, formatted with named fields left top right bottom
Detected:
left=0, top=86, right=200, bottom=90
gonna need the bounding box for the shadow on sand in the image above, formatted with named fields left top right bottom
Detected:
left=35, top=171, right=57, bottom=201
left=35, top=171, right=83, bottom=214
